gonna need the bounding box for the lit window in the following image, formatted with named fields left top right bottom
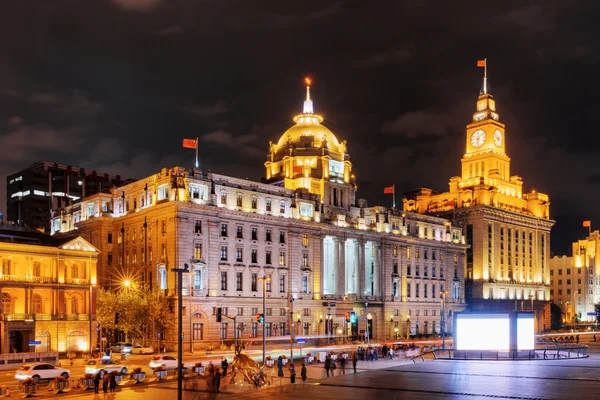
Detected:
left=158, top=184, right=169, bottom=201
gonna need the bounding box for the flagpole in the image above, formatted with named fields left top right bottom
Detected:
left=589, top=222, right=592, bottom=237
left=483, top=58, right=487, bottom=94
left=195, top=137, right=199, bottom=169
left=392, top=184, right=396, bottom=209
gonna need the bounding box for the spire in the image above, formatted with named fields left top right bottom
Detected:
left=477, top=58, right=488, bottom=94
left=303, top=77, right=313, bottom=114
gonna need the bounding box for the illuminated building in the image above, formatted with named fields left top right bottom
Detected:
left=53, top=81, right=467, bottom=347
left=0, top=225, right=98, bottom=354
left=6, top=162, right=132, bottom=231
left=403, top=70, right=553, bottom=331
left=550, top=230, right=600, bottom=323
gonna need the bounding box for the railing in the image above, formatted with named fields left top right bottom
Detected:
left=1, top=313, right=90, bottom=321
left=0, top=275, right=58, bottom=284
left=65, top=278, right=90, bottom=285
left=430, top=344, right=588, bottom=361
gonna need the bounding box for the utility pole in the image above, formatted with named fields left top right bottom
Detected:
left=171, top=263, right=189, bottom=400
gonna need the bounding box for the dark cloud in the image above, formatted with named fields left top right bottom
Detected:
left=0, top=0, right=599, bottom=254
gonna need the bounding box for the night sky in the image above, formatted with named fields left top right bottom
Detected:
left=1, top=1, right=598, bottom=255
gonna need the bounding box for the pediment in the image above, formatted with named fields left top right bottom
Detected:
left=59, top=237, right=99, bottom=253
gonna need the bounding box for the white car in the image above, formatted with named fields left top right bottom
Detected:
left=149, top=355, right=178, bottom=370
left=111, top=342, right=133, bottom=354
left=15, top=363, right=70, bottom=383
left=85, top=359, right=128, bottom=376
left=131, top=345, right=154, bottom=355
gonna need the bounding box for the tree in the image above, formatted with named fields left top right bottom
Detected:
left=550, top=303, right=562, bottom=331
left=96, top=286, right=173, bottom=345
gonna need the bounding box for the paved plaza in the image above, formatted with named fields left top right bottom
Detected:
left=29, top=352, right=600, bottom=400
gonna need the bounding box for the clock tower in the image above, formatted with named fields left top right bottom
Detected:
left=461, top=87, right=510, bottom=184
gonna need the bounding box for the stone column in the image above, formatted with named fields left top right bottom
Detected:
left=338, top=238, right=345, bottom=296
left=358, top=240, right=365, bottom=299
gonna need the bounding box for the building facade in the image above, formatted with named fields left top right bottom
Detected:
left=6, top=161, right=132, bottom=231
left=0, top=225, right=98, bottom=354
left=550, top=230, right=600, bottom=323
left=53, top=83, right=468, bottom=349
left=402, top=74, right=554, bottom=331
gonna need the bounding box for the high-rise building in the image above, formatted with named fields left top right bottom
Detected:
left=53, top=81, right=468, bottom=348
left=550, top=230, right=600, bottom=324
left=402, top=67, right=554, bottom=331
left=6, top=162, right=132, bottom=231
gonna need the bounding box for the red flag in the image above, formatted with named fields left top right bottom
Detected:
left=384, top=186, right=394, bottom=194
left=477, top=59, right=486, bottom=67
left=583, top=220, right=591, bottom=227
left=182, top=138, right=197, bottom=149
left=293, top=166, right=302, bottom=173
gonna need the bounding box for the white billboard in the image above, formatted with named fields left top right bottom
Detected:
left=517, top=315, right=535, bottom=350
left=455, top=313, right=510, bottom=351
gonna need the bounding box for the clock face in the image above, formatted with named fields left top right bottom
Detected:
left=494, top=130, right=503, bottom=147
left=470, top=129, right=486, bottom=148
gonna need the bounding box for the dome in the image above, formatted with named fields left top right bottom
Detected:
left=276, top=116, right=341, bottom=151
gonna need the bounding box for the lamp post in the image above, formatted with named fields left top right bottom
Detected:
left=289, top=296, right=295, bottom=362
left=258, top=276, right=270, bottom=366
left=406, top=317, right=410, bottom=338
left=440, top=291, right=447, bottom=349
left=89, top=283, right=95, bottom=355
left=365, top=302, right=370, bottom=346
left=187, top=267, right=194, bottom=354
left=171, top=263, right=189, bottom=400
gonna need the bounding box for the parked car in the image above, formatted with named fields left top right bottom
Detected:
left=149, top=355, right=178, bottom=370
left=85, top=359, right=128, bottom=376
left=111, top=342, right=133, bottom=353
left=15, top=363, right=70, bottom=383
left=131, top=344, right=154, bottom=355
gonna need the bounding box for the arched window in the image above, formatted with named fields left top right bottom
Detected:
left=32, top=294, right=43, bottom=314
left=2, top=293, right=13, bottom=314
left=71, top=265, right=79, bottom=280
left=71, top=296, right=79, bottom=314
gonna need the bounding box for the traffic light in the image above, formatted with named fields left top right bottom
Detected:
left=115, top=312, right=120, bottom=325
left=256, top=313, right=261, bottom=322
left=216, top=307, right=222, bottom=323
left=256, top=313, right=264, bottom=323
left=345, top=312, right=350, bottom=322
left=350, top=311, right=357, bottom=324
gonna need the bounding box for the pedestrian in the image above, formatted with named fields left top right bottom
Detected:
left=324, top=355, right=331, bottom=377
left=277, top=356, right=284, bottom=377
left=301, top=362, right=307, bottom=382
left=221, top=357, right=229, bottom=376
left=93, top=373, right=101, bottom=393
left=214, top=368, right=221, bottom=393
left=577, top=335, right=580, bottom=344
left=594, top=335, right=597, bottom=342
left=102, top=374, right=108, bottom=394
left=289, top=363, right=296, bottom=383
left=340, top=356, right=346, bottom=375
left=352, top=352, right=358, bottom=373
left=109, top=371, right=117, bottom=392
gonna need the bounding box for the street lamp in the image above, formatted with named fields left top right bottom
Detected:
left=394, top=327, right=399, bottom=340
left=406, top=317, right=410, bottom=338
left=171, top=263, right=189, bottom=400
left=440, top=291, right=448, bottom=349
left=258, top=276, right=271, bottom=366
left=89, top=282, right=96, bottom=355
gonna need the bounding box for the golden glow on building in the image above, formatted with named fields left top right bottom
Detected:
left=402, top=66, right=553, bottom=319
left=265, top=79, right=355, bottom=209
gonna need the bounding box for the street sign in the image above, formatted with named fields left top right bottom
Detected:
left=587, top=312, right=599, bottom=316
left=297, top=339, right=305, bottom=344
left=28, top=341, right=41, bottom=346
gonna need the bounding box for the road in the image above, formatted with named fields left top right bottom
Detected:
left=0, top=342, right=363, bottom=388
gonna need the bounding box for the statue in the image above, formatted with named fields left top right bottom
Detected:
left=229, top=344, right=269, bottom=387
